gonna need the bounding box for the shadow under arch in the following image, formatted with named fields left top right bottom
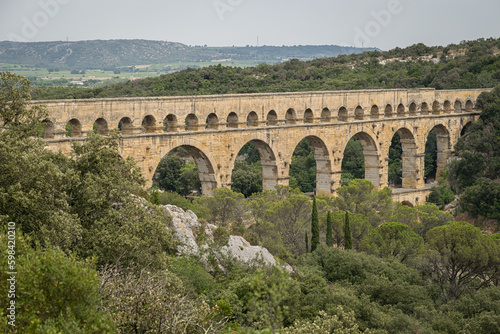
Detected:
left=155, top=145, right=217, bottom=196
left=342, top=131, right=380, bottom=187
left=231, top=139, right=278, bottom=192
left=290, top=135, right=332, bottom=195
left=460, top=121, right=472, bottom=137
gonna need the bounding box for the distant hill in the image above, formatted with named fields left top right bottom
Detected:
left=30, top=37, right=500, bottom=100
left=0, top=39, right=375, bottom=69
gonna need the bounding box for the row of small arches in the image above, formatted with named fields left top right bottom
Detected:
left=44, top=99, right=475, bottom=138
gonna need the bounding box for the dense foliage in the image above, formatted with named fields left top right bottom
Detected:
left=2, top=34, right=500, bottom=332
left=31, top=38, right=500, bottom=100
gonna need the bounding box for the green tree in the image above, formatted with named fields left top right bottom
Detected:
left=344, top=212, right=352, bottom=250
left=360, top=222, right=424, bottom=262
left=195, top=187, right=246, bottom=228
left=341, top=136, right=364, bottom=185
left=325, top=211, right=334, bottom=247
left=0, top=231, right=115, bottom=333
left=334, top=179, right=394, bottom=227
left=426, top=221, right=500, bottom=301
left=263, top=192, right=312, bottom=256
left=0, top=71, right=47, bottom=137
left=311, top=197, right=320, bottom=252
left=231, top=159, right=262, bottom=197
left=289, top=139, right=316, bottom=193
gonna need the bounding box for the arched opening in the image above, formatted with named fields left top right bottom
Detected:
left=118, top=117, right=133, bottom=135
left=285, top=108, right=297, bottom=124
left=425, top=124, right=450, bottom=183
left=227, top=112, right=239, bottom=128
left=42, top=120, right=55, bottom=139
left=465, top=100, right=474, bottom=112
left=66, top=118, right=82, bottom=137
left=341, top=132, right=379, bottom=187
left=454, top=100, right=462, bottom=113
left=206, top=113, right=219, bottom=130
left=247, top=111, right=258, bottom=127
left=231, top=139, right=277, bottom=195
left=443, top=100, right=452, bottom=113
left=397, top=103, right=405, bottom=117
left=338, top=107, right=348, bottom=122
left=370, top=105, right=379, bottom=119
left=388, top=128, right=418, bottom=189
left=289, top=136, right=331, bottom=195
left=164, top=114, right=178, bottom=132
left=354, top=106, right=364, bottom=120
left=408, top=102, right=417, bottom=116
left=460, top=121, right=472, bottom=137
left=267, top=110, right=278, bottom=126
left=231, top=142, right=262, bottom=197
left=304, top=109, right=314, bottom=123
left=401, top=201, right=414, bottom=208
left=432, top=101, right=440, bottom=115
left=421, top=102, right=429, bottom=115
left=94, top=118, right=109, bottom=135
left=385, top=104, right=393, bottom=117
left=185, top=114, right=198, bottom=131
left=321, top=108, right=331, bottom=122
left=153, top=145, right=217, bottom=196
left=142, top=115, right=156, bottom=133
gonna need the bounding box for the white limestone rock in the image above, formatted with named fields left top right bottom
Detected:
left=162, top=204, right=200, bottom=255
left=222, top=235, right=276, bottom=267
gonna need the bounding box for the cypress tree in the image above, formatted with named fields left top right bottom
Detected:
left=344, top=211, right=352, bottom=250
left=311, top=197, right=320, bottom=252
left=305, top=232, right=309, bottom=253
left=326, top=211, right=334, bottom=247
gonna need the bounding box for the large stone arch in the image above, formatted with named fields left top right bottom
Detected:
left=425, top=123, right=451, bottom=180
left=158, top=145, right=218, bottom=196
left=392, top=127, right=419, bottom=189
left=231, top=139, right=278, bottom=191
left=290, top=135, right=332, bottom=195
left=342, top=131, right=380, bottom=187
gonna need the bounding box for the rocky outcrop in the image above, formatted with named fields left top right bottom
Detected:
left=161, top=204, right=278, bottom=268
left=222, top=235, right=276, bottom=267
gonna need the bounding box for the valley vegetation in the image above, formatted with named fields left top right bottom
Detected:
left=1, top=36, right=500, bottom=333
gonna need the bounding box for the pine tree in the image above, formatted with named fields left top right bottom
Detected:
left=311, top=197, right=320, bottom=252
left=326, top=211, right=334, bottom=247
left=150, top=189, right=160, bottom=205
left=305, top=232, right=309, bottom=253
left=344, top=211, right=352, bottom=250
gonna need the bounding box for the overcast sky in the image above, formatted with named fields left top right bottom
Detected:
left=1, top=0, right=499, bottom=50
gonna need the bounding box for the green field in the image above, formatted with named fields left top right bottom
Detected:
left=0, top=59, right=281, bottom=87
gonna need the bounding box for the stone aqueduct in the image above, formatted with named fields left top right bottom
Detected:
left=38, top=88, right=486, bottom=205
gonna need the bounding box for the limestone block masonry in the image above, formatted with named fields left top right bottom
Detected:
left=37, top=88, right=488, bottom=205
